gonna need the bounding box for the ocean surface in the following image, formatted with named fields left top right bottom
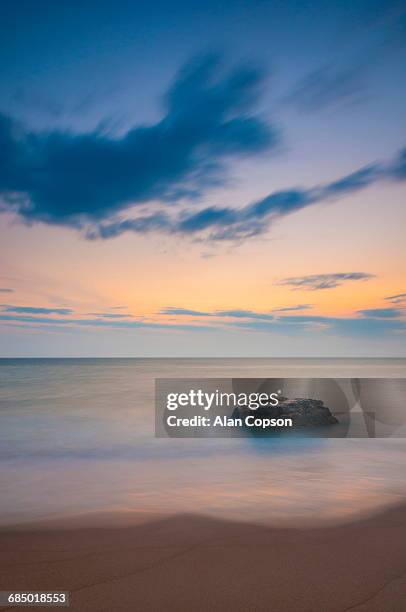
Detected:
left=1, top=358, right=406, bottom=527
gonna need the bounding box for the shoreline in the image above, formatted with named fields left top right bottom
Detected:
left=1, top=494, right=405, bottom=532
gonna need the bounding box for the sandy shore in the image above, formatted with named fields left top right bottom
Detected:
left=1, top=505, right=406, bottom=611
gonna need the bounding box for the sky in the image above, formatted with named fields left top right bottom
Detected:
left=0, top=0, right=405, bottom=357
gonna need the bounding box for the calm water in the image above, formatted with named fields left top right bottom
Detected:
left=1, top=358, right=406, bottom=526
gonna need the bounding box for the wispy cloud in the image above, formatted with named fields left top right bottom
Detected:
left=1, top=46, right=405, bottom=246
left=160, top=307, right=276, bottom=320
left=215, top=309, right=273, bottom=320
left=272, top=304, right=312, bottom=313
left=89, top=146, right=406, bottom=242
left=157, top=305, right=406, bottom=336
left=0, top=313, right=212, bottom=332
left=158, top=307, right=211, bottom=316
left=275, top=272, right=375, bottom=291
left=283, top=64, right=366, bottom=112
left=156, top=304, right=406, bottom=337
left=231, top=315, right=406, bottom=337
left=385, top=292, right=406, bottom=304
left=1, top=303, right=406, bottom=338
left=358, top=307, right=404, bottom=318
left=282, top=6, right=406, bottom=114
left=1, top=305, right=73, bottom=315
left=87, top=312, right=132, bottom=319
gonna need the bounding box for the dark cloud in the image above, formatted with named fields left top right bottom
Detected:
left=391, top=148, right=406, bottom=179
left=178, top=207, right=239, bottom=233
left=1, top=57, right=405, bottom=247
left=90, top=146, right=405, bottom=242
left=1, top=305, right=73, bottom=315
left=0, top=54, right=276, bottom=227
left=322, top=164, right=383, bottom=196
left=85, top=214, right=170, bottom=240
left=171, top=157, right=390, bottom=241
left=275, top=272, right=375, bottom=291
left=0, top=288, right=13, bottom=293
left=358, top=308, right=404, bottom=318
left=385, top=292, right=406, bottom=304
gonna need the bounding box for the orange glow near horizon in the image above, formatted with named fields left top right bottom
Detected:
left=1, top=183, right=405, bottom=338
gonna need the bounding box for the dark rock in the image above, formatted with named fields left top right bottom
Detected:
left=232, top=397, right=338, bottom=429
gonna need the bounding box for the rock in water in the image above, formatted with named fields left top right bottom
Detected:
left=232, top=397, right=338, bottom=429
left=278, top=398, right=338, bottom=426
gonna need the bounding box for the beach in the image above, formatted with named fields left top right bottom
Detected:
left=1, top=504, right=406, bottom=611
left=1, top=359, right=406, bottom=610
left=2, top=0, right=406, bottom=606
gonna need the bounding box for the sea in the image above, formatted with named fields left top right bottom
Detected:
left=1, top=358, right=406, bottom=527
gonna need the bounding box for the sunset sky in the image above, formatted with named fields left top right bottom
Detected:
left=0, top=0, right=405, bottom=356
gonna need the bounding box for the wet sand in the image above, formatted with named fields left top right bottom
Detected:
left=1, top=504, right=406, bottom=611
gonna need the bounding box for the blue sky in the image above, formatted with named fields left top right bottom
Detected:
left=0, top=0, right=405, bottom=356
